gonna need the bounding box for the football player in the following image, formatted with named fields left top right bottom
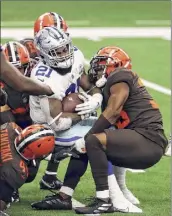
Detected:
left=2, top=41, right=33, bottom=129
left=34, top=12, right=68, bottom=36
left=0, top=45, right=53, bottom=96
left=30, top=35, right=141, bottom=213
left=0, top=123, right=55, bottom=216
left=73, top=46, right=168, bottom=214
left=25, top=12, right=71, bottom=189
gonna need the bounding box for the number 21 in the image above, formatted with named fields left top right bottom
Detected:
left=35, top=66, right=52, bottom=78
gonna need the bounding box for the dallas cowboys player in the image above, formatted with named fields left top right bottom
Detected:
left=29, top=26, right=102, bottom=186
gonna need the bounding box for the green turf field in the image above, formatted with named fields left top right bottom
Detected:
left=1, top=1, right=171, bottom=216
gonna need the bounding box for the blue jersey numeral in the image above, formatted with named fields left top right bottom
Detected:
left=35, top=66, right=53, bottom=78
left=65, top=78, right=80, bottom=95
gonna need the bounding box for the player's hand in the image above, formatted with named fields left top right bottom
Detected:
left=74, top=138, right=86, bottom=154
left=75, top=92, right=102, bottom=115
left=51, top=145, right=80, bottom=163
left=0, top=88, right=8, bottom=106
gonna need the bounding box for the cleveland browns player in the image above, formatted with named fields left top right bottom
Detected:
left=74, top=46, right=168, bottom=214
left=0, top=45, right=53, bottom=96
left=0, top=123, right=55, bottom=216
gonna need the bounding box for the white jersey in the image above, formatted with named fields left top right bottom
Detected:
left=29, top=47, right=85, bottom=123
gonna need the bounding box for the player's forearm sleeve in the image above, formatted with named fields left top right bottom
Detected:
left=85, top=114, right=111, bottom=139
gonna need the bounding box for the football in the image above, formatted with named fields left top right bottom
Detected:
left=62, top=93, right=83, bottom=113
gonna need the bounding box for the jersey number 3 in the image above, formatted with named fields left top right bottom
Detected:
left=35, top=66, right=52, bottom=78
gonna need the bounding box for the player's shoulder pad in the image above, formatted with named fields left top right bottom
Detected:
left=74, top=46, right=85, bottom=61
left=107, top=68, right=134, bottom=88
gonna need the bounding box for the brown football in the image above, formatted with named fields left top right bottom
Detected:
left=62, top=93, right=83, bottom=113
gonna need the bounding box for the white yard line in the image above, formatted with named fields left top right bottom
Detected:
left=1, top=27, right=170, bottom=41
left=1, top=20, right=91, bottom=27
left=136, top=20, right=170, bottom=26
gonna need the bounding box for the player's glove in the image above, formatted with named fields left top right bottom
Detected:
left=75, top=92, right=102, bottom=115
left=74, top=138, right=86, bottom=154
left=0, top=88, right=8, bottom=106
left=51, top=145, right=80, bottom=163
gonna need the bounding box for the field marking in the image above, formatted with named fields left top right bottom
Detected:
left=136, top=20, right=170, bottom=26
left=1, top=27, right=170, bottom=41
left=84, top=59, right=171, bottom=96
left=1, top=20, right=91, bottom=27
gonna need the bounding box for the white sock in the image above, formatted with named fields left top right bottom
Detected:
left=114, top=166, right=140, bottom=205
left=114, top=166, right=127, bottom=191
left=108, top=174, right=127, bottom=201
left=96, top=190, right=109, bottom=199
left=60, top=186, right=74, bottom=197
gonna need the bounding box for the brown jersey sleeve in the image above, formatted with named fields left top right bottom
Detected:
left=106, top=68, right=134, bottom=91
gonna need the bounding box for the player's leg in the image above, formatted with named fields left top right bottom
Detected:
left=0, top=180, right=14, bottom=211
left=75, top=129, right=163, bottom=214
left=114, top=166, right=140, bottom=205
left=31, top=121, right=91, bottom=210
left=40, top=155, right=62, bottom=190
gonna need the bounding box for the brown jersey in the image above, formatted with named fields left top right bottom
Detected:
left=102, top=68, right=167, bottom=148
left=1, top=82, right=32, bottom=128
left=0, top=122, right=28, bottom=189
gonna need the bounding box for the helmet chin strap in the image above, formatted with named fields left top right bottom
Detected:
left=95, top=66, right=107, bottom=88
left=96, top=75, right=107, bottom=88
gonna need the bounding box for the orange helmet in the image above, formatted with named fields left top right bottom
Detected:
left=3, top=41, right=30, bottom=72
left=19, top=38, right=39, bottom=60
left=14, top=124, right=55, bottom=160
left=34, top=12, right=68, bottom=36
left=88, top=46, right=132, bottom=84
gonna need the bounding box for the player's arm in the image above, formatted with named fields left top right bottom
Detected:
left=75, top=72, right=103, bottom=115
left=1, top=51, right=53, bottom=96
left=79, top=72, right=101, bottom=95
left=0, top=104, right=15, bottom=125
left=40, top=97, right=81, bottom=132
left=85, top=82, right=129, bottom=136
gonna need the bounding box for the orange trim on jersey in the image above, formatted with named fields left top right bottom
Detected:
left=12, top=107, right=27, bottom=114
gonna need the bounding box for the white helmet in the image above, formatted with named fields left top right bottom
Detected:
left=34, top=27, right=74, bottom=70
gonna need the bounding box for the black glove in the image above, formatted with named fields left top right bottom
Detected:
left=51, top=145, right=80, bottom=163
left=0, top=88, right=8, bottom=106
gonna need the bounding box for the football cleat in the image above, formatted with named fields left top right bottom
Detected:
left=11, top=190, right=20, bottom=203
left=75, top=198, right=113, bottom=215
left=31, top=193, right=72, bottom=210
left=39, top=176, right=63, bottom=190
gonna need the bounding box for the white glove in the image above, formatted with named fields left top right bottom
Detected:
left=75, top=92, right=103, bottom=115
left=75, top=138, right=86, bottom=154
